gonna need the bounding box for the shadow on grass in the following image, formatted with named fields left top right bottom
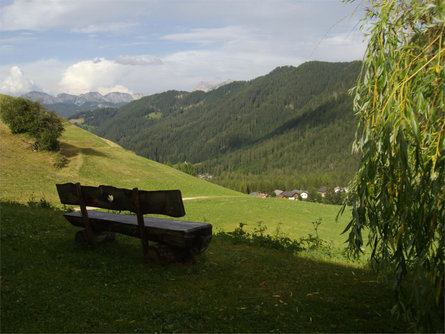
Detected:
left=59, top=142, right=108, bottom=159
left=1, top=201, right=415, bottom=333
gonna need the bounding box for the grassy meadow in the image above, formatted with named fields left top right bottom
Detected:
left=0, top=117, right=411, bottom=332
left=0, top=119, right=238, bottom=202
left=1, top=119, right=352, bottom=248
left=1, top=202, right=411, bottom=333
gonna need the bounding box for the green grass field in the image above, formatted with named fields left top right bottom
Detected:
left=1, top=202, right=411, bottom=333
left=1, top=119, right=353, bottom=249
left=1, top=116, right=410, bottom=332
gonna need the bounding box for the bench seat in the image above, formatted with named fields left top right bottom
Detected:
left=64, top=210, right=212, bottom=255
left=56, top=182, right=212, bottom=263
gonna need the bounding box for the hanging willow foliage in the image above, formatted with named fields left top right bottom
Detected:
left=342, top=0, right=444, bottom=331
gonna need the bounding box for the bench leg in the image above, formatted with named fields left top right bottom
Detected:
left=75, top=230, right=115, bottom=247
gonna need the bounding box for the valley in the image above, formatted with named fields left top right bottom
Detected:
left=68, top=61, right=362, bottom=195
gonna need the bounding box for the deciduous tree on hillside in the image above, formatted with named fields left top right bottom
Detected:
left=0, top=97, right=64, bottom=151
left=342, top=0, right=444, bottom=331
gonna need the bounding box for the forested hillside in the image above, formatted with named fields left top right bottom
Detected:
left=205, top=93, right=358, bottom=194
left=72, top=61, right=361, bottom=193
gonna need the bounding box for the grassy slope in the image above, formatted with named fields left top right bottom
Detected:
left=1, top=119, right=352, bottom=248
left=0, top=119, right=238, bottom=202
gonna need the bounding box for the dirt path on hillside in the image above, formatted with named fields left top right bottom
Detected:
left=100, top=137, right=122, bottom=148
left=182, top=195, right=242, bottom=200
left=182, top=196, right=212, bottom=200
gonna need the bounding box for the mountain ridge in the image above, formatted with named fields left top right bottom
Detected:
left=20, top=91, right=148, bottom=118
left=22, top=90, right=143, bottom=105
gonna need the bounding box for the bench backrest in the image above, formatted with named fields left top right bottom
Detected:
left=56, top=183, right=185, bottom=217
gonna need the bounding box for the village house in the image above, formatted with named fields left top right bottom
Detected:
left=279, top=190, right=308, bottom=200
left=317, top=186, right=348, bottom=198
left=318, top=186, right=327, bottom=197
left=278, top=190, right=299, bottom=199
left=274, top=189, right=283, bottom=197
left=335, top=186, right=349, bottom=193
left=296, top=190, right=308, bottom=200
left=197, top=173, right=213, bottom=180
left=249, top=192, right=270, bottom=198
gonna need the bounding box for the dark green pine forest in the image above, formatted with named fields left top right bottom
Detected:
left=71, top=61, right=362, bottom=194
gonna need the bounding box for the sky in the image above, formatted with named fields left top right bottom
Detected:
left=0, top=0, right=367, bottom=97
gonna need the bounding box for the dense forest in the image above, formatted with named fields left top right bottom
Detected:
left=71, top=61, right=361, bottom=193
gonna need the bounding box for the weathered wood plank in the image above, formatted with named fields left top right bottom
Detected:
left=75, top=182, right=96, bottom=245
left=63, top=211, right=212, bottom=255
left=132, top=187, right=150, bottom=262
left=56, top=183, right=185, bottom=217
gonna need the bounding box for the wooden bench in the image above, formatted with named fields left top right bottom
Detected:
left=56, top=182, right=212, bottom=263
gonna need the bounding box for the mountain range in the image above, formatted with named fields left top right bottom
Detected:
left=21, top=91, right=146, bottom=118
left=70, top=61, right=362, bottom=194
left=22, top=91, right=143, bottom=105
left=21, top=81, right=233, bottom=118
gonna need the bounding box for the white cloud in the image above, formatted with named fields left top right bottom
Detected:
left=0, top=0, right=142, bottom=32
left=310, top=31, right=366, bottom=62
left=324, top=31, right=364, bottom=46
left=0, top=66, right=40, bottom=96
left=71, top=22, right=137, bottom=34
left=0, top=1, right=368, bottom=95
left=59, top=58, right=130, bottom=95
left=99, top=85, right=133, bottom=95
left=0, top=0, right=73, bottom=31
left=115, top=55, right=163, bottom=66
left=0, top=48, right=300, bottom=98
left=55, top=49, right=298, bottom=96
left=162, top=26, right=252, bottom=46
left=0, top=30, right=364, bottom=98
